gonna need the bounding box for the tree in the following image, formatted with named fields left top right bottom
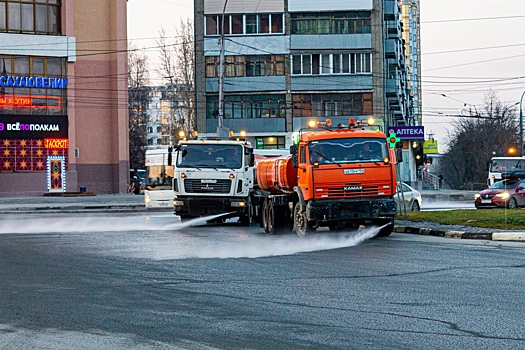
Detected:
left=128, top=42, right=150, bottom=169
left=440, top=90, right=519, bottom=189
left=156, top=18, right=195, bottom=144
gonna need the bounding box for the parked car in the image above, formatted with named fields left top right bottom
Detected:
left=396, top=182, right=422, bottom=211
left=474, top=178, right=525, bottom=209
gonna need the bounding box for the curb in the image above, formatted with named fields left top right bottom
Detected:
left=394, top=226, right=525, bottom=242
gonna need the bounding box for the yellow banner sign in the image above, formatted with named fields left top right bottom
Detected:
left=424, top=140, right=438, bottom=154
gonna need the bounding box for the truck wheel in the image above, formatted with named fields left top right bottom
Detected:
left=293, top=202, right=310, bottom=237
left=266, top=203, right=286, bottom=234
left=262, top=200, right=270, bottom=233
left=239, top=197, right=252, bottom=226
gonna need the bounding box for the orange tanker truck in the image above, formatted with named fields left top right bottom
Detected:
left=251, top=118, right=398, bottom=237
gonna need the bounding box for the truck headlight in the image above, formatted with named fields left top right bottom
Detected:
left=231, top=201, right=246, bottom=207
left=173, top=200, right=184, bottom=206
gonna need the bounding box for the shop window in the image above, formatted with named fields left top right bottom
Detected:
left=0, top=55, right=67, bottom=115
left=255, top=137, right=285, bottom=149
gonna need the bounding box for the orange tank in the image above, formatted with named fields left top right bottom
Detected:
left=256, top=155, right=298, bottom=193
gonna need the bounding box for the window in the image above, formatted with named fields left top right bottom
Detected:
left=292, top=93, right=373, bottom=118
left=292, top=53, right=372, bottom=75
left=291, top=11, right=371, bottom=35
left=206, top=94, right=286, bottom=119
left=205, top=13, right=283, bottom=36
left=206, top=55, right=285, bottom=78
left=255, top=137, right=285, bottom=149
left=0, top=55, right=67, bottom=115
left=292, top=55, right=311, bottom=75
left=0, top=0, right=61, bottom=34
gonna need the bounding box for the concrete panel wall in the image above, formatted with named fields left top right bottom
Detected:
left=291, top=75, right=373, bottom=92
left=204, top=36, right=289, bottom=56
left=291, top=34, right=371, bottom=50
left=206, top=76, right=286, bottom=93
left=288, top=0, right=372, bottom=12
left=206, top=117, right=286, bottom=134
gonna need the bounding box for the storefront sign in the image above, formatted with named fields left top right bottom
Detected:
left=390, top=126, right=425, bottom=140
left=424, top=140, right=439, bottom=154
left=0, top=95, right=61, bottom=109
left=0, top=115, right=68, bottom=139
left=44, top=138, right=69, bottom=149
left=0, top=76, right=68, bottom=89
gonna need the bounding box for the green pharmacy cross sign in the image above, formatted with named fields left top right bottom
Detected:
left=388, top=130, right=400, bottom=148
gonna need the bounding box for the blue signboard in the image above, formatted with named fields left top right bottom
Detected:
left=389, top=126, right=424, bottom=140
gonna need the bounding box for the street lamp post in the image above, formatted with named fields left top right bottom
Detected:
left=520, top=91, right=525, bottom=157
left=217, top=0, right=230, bottom=139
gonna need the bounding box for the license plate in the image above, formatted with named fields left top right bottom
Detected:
left=159, top=202, right=169, bottom=206
left=481, top=199, right=492, bottom=204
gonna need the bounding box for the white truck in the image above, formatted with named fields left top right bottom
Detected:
left=172, top=138, right=255, bottom=225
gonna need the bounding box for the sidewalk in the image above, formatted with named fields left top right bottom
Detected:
left=0, top=193, right=147, bottom=214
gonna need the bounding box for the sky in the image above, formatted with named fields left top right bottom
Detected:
left=127, top=0, right=525, bottom=153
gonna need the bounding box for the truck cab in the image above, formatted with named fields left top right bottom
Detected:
left=172, top=138, right=254, bottom=225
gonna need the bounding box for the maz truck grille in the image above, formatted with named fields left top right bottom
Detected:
left=184, top=179, right=232, bottom=194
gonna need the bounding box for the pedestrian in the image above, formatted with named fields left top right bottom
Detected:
left=438, top=173, right=444, bottom=189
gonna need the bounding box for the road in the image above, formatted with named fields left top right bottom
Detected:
left=1, top=212, right=524, bottom=349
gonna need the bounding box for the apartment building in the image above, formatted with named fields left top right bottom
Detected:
left=194, top=0, right=413, bottom=150
left=0, top=0, right=129, bottom=196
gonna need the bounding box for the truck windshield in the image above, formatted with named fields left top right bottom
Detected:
left=177, top=144, right=243, bottom=169
left=309, top=138, right=388, bottom=164
left=490, top=159, right=525, bottom=173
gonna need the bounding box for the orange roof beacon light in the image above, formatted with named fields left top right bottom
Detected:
left=325, top=119, right=332, bottom=127
left=240, top=130, right=247, bottom=138
left=367, top=117, right=375, bottom=126
left=229, top=130, right=234, bottom=138
left=349, top=118, right=356, bottom=127
left=308, top=120, right=317, bottom=128
left=193, top=130, right=198, bottom=138
left=179, top=130, right=186, bottom=140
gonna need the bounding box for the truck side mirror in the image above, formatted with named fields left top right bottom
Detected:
left=246, top=148, right=254, bottom=167
left=290, top=145, right=298, bottom=155
left=292, top=154, right=298, bottom=168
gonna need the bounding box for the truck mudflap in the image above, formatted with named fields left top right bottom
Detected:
left=174, top=196, right=249, bottom=217
left=305, top=198, right=397, bottom=223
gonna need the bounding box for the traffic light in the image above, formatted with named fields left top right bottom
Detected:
left=388, top=130, right=400, bottom=148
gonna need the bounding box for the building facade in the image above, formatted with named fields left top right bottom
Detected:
left=0, top=0, right=129, bottom=196
left=194, top=0, right=413, bottom=150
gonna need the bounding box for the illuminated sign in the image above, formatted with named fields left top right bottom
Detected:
left=44, top=138, right=69, bottom=149
left=390, top=126, right=425, bottom=140
left=424, top=140, right=439, bottom=154
left=0, top=76, right=68, bottom=89
left=47, top=156, right=66, bottom=192
left=0, top=95, right=61, bottom=109
left=0, top=115, right=68, bottom=139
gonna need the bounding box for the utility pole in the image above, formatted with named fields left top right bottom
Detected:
left=217, top=0, right=230, bottom=139
left=520, top=91, right=525, bottom=157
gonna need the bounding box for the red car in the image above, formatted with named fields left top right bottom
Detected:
left=474, top=179, right=525, bottom=209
